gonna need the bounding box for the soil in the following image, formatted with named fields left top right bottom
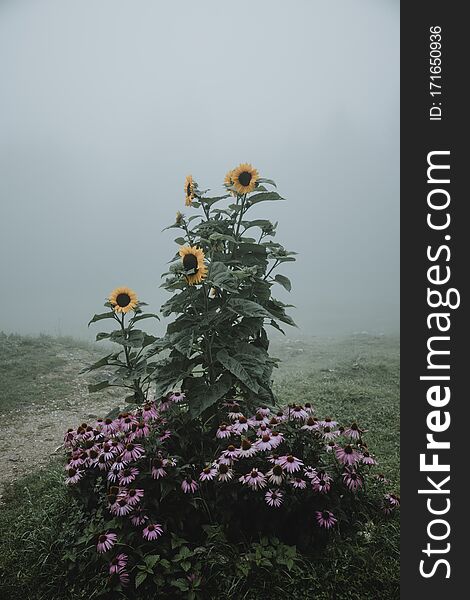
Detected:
left=0, top=347, right=122, bottom=498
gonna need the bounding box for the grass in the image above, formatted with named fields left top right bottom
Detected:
left=0, top=334, right=400, bottom=599
left=0, top=332, right=96, bottom=414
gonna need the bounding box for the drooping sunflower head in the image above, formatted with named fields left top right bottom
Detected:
left=184, top=175, right=195, bottom=206
left=179, top=245, right=208, bottom=285
left=231, top=163, right=259, bottom=195
left=109, top=287, right=138, bottom=313
left=175, top=210, right=184, bottom=224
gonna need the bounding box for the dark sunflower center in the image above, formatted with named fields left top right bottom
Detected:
left=183, top=253, right=198, bottom=272
left=238, top=171, right=252, bottom=186
left=116, top=293, right=131, bottom=307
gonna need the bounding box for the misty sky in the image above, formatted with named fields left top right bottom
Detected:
left=0, top=0, right=399, bottom=339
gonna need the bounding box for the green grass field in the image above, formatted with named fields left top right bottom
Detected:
left=0, top=333, right=400, bottom=599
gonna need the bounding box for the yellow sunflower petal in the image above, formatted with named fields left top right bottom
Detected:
left=231, top=163, right=259, bottom=195
left=108, top=287, right=138, bottom=313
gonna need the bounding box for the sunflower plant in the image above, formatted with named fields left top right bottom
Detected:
left=154, top=163, right=296, bottom=418
left=86, top=164, right=296, bottom=420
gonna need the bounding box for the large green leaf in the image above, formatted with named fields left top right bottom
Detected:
left=274, top=274, right=292, bottom=292
left=217, top=350, right=259, bottom=393
left=87, top=311, right=116, bottom=327
left=188, top=373, right=232, bottom=418
left=248, top=191, right=283, bottom=205
left=208, top=262, right=239, bottom=292
left=227, top=298, right=270, bottom=319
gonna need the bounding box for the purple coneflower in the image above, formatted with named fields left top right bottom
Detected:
left=241, top=468, right=267, bottom=490
left=217, top=463, right=234, bottom=482
left=311, top=472, right=332, bottom=494
left=256, top=433, right=274, bottom=452
left=238, top=439, right=258, bottom=458
left=325, top=441, right=337, bottom=453
left=319, top=417, right=338, bottom=428
left=301, top=416, right=320, bottom=432
left=118, top=467, right=139, bottom=486
left=121, top=443, right=145, bottom=462
left=231, top=415, right=249, bottom=434
left=169, top=391, right=185, bottom=403
left=320, top=426, right=340, bottom=441
left=130, top=509, right=149, bottom=526
left=304, top=466, right=318, bottom=480
left=304, top=402, right=315, bottom=414
left=290, top=477, right=307, bottom=489
left=265, top=488, right=284, bottom=507
left=267, top=464, right=285, bottom=485
left=291, top=405, right=308, bottom=420
left=159, top=430, right=172, bottom=442
left=97, top=532, right=118, bottom=553
left=279, top=455, right=304, bottom=474
left=269, top=431, right=284, bottom=448
left=343, top=422, right=364, bottom=440
left=257, top=406, right=271, bottom=417
left=108, top=568, right=129, bottom=587
left=361, top=451, right=377, bottom=465
left=385, top=493, right=400, bottom=507
left=256, top=423, right=270, bottom=436
left=142, top=523, right=163, bottom=541
left=109, top=553, right=128, bottom=574
left=220, top=445, right=239, bottom=463
left=142, top=402, right=159, bottom=420
left=109, top=498, right=133, bottom=517
left=315, top=510, right=337, bottom=529
left=181, top=477, right=198, bottom=494
left=126, top=488, right=144, bottom=506
left=199, top=466, right=217, bottom=482
left=216, top=423, right=232, bottom=439
left=335, top=444, right=361, bottom=466
left=342, top=468, right=363, bottom=492
left=151, top=458, right=167, bottom=480
left=65, top=467, right=83, bottom=485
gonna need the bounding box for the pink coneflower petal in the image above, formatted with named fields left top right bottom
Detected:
left=290, top=405, right=308, bottom=420
left=199, top=466, right=217, bottom=481
left=361, top=451, right=377, bottom=465
left=265, top=488, right=284, bottom=507
left=267, top=464, right=285, bottom=485
left=342, top=468, right=363, bottom=492
left=217, top=463, right=234, bottom=482
left=315, top=510, right=337, bottom=529
left=279, top=455, right=304, bottom=474
left=109, top=553, right=128, bottom=574
left=121, top=443, right=145, bottom=462
left=118, top=467, right=139, bottom=486
left=216, top=423, right=232, bottom=439
left=142, top=523, right=163, bottom=541
left=290, top=477, right=307, bottom=489
left=343, top=422, right=365, bottom=440
left=241, top=468, right=267, bottom=490
left=181, top=477, right=198, bottom=494
left=301, top=416, right=320, bottom=432
left=335, top=444, right=361, bottom=466
left=238, top=439, right=258, bottom=458
left=97, top=532, right=118, bottom=553
left=130, top=509, right=149, bottom=526
left=231, top=416, right=249, bottom=434
left=169, top=391, right=186, bottom=403
left=256, top=406, right=271, bottom=417
left=126, top=488, right=144, bottom=506
left=255, top=433, right=274, bottom=452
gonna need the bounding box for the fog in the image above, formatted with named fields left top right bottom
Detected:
left=0, top=0, right=399, bottom=340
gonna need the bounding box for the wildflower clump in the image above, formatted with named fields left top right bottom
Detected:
left=64, top=165, right=399, bottom=596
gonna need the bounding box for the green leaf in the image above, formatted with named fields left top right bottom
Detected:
left=248, top=191, right=283, bottom=205
left=227, top=298, right=270, bottom=319
left=217, top=350, right=259, bottom=393
left=208, top=262, right=239, bottom=292
left=274, top=274, right=292, bottom=292
left=131, top=313, right=160, bottom=323
left=144, top=554, right=160, bottom=569
left=135, top=571, right=148, bottom=589
left=189, top=373, right=232, bottom=418
left=209, top=232, right=236, bottom=243
left=257, top=177, right=277, bottom=187
left=87, top=312, right=116, bottom=327
left=79, top=353, right=119, bottom=374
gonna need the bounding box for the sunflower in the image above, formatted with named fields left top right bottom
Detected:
left=231, top=163, right=259, bottom=195
left=109, top=287, right=138, bottom=313
left=175, top=211, right=184, bottom=224
left=184, top=175, right=195, bottom=206
left=179, top=246, right=208, bottom=285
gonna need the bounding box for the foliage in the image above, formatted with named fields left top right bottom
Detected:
left=86, top=170, right=296, bottom=417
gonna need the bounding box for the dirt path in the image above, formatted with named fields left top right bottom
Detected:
left=0, top=347, right=122, bottom=498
